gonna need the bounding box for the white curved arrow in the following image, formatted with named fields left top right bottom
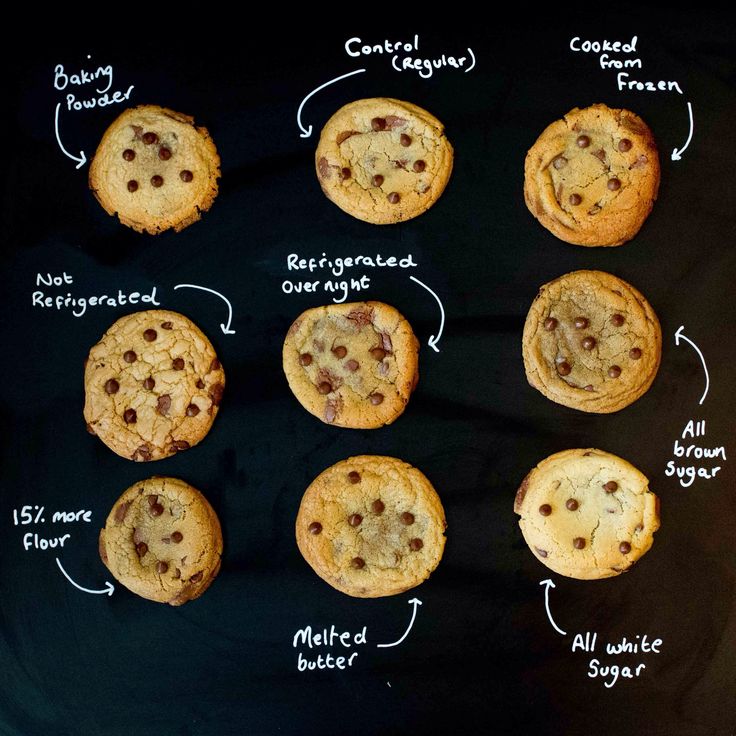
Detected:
left=540, top=579, right=566, bottom=636
left=54, top=102, right=86, bottom=169
left=56, top=558, right=114, bottom=596
left=409, top=276, right=445, bottom=352
left=376, top=598, right=422, bottom=648
left=675, top=325, right=709, bottom=405
left=174, top=284, right=236, bottom=334
left=671, top=101, right=693, bottom=161
left=297, top=69, right=366, bottom=138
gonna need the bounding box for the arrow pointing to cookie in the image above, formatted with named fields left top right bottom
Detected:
left=56, top=557, right=114, bottom=596
left=376, top=598, right=422, bottom=648
left=297, top=68, right=366, bottom=138
left=54, top=102, right=87, bottom=169
left=540, top=579, right=566, bottom=636
left=671, top=101, right=693, bottom=161
left=409, top=276, right=445, bottom=353
left=675, top=325, right=709, bottom=404
left=173, top=284, right=236, bottom=335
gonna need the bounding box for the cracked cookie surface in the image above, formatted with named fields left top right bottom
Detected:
left=515, top=449, right=660, bottom=580
left=84, top=309, right=225, bottom=461
left=99, top=476, right=223, bottom=605
left=524, top=104, right=659, bottom=246
left=283, top=301, right=419, bottom=429
left=89, top=105, right=220, bottom=234
left=315, top=98, right=453, bottom=224
left=296, top=456, right=447, bottom=597
left=522, top=270, right=661, bottom=413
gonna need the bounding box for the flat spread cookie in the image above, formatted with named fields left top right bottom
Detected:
left=514, top=449, right=660, bottom=580
left=522, top=270, right=661, bottom=413
left=296, top=456, right=447, bottom=597
left=524, top=104, right=659, bottom=246
left=89, top=105, right=220, bottom=233
left=315, top=98, right=453, bottom=224
left=283, top=301, right=419, bottom=429
left=99, top=477, right=223, bottom=605
left=84, top=310, right=225, bottom=461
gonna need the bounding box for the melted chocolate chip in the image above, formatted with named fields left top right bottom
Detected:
left=618, top=139, right=632, bottom=152
left=400, top=133, right=411, bottom=147
left=158, top=147, right=172, bottom=160
left=156, top=561, right=169, bottom=574
left=539, top=504, right=552, bottom=516
left=115, top=502, right=130, bottom=523
left=604, top=481, right=618, bottom=493
left=308, top=522, right=322, bottom=535
left=573, top=537, right=586, bottom=549
left=544, top=317, right=558, bottom=331
left=569, top=193, right=582, bottom=206
left=171, top=440, right=190, bottom=452
left=582, top=336, right=597, bottom=351
left=172, top=358, right=185, bottom=370
left=413, top=160, right=426, bottom=173
left=629, top=348, right=642, bottom=360
left=123, top=408, right=137, bottom=424
left=142, top=132, right=158, bottom=145
left=401, top=512, right=415, bottom=525
left=180, top=170, right=193, bottom=182
left=122, top=149, right=135, bottom=161
left=136, top=542, right=148, bottom=557
left=577, top=135, right=591, bottom=148
left=557, top=361, right=572, bottom=376
left=611, top=314, right=625, bottom=327
left=371, top=117, right=386, bottom=131
left=339, top=167, right=351, bottom=180
left=608, top=365, right=622, bottom=379
left=143, top=328, right=157, bottom=342
left=143, top=377, right=155, bottom=390
left=607, top=178, right=621, bottom=191
left=317, top=382, right=332, bottom=395
left=387, top=192, right=400, bottom=204
left=372, top=500, right=385, bottom=514
left=332, top=346, right=347, bottom=359
left=348, top=471, right=361, bottom=484
left=151, top=175, right=164, bottom=188
left=123, top=350, right=137, bottom=363
left=574, top=317, right=589, bottom=329
left=171, top=532, right=183, bottom=543
left=369, top=393, right=384, bottom=405
left=566, top=499, right=579, bottom=511
left=161, top=321, right=173, bottom=330
left=409, top=538, right=423, bottom=551
left=156, top=395, right=171, bottom=415
left=104, top=379, right=119, bottom=394
left=345, top=359, right=359, bottom=372
left=584, top=385, right=594, bottom=391
left=535, top=547, right=548, bottom=558
left=150, top=503, right=164, bottom=517
left=127, top=180, right=138, bottom=193
left=348, top=514, right=363, bottom=527
left=619, top=541, right=632, bottom=554
left=299, top=353, right=312, bottom=366
left=370, top=347, right=386, bottom=360
left=186, top=403, right=200, bottom=417
left=553, top=156, right=567, bottom=170
left=324, top=404, right=337, bottom=423
left=196, top=379, right=205, bottom=389
left=210, top=383, right=225, bottom=407
left=351, top=557, right=365, bottom=569
left=372, top=174, right=384, bottom=187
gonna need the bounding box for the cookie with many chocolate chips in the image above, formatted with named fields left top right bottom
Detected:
left=515, top=449, right=660, bottom=580
left=315, top=98, right=453, bottom=224
left=524, top=104, right=659, bottom=246
left=296, top=456, right=447, bottom=597
left=99, top=477, right=223, bottom=605
left=522, top=270, right=661, bottom=413
left=89, top=105, right=220, bottom=233
left=283, top=301, right=419, bottom=428
left=84, top=310, right=225, bottom=460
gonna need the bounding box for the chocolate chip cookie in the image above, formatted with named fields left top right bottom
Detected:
left=99, top=477, right=223, bottom=605
left=296, top=456, right=447, bottom=597
left=89, top=105, right=220, bottom=233
left=283, top=301, right=419, bottom=428
left=524, top=104, right=659, bottom=246
left=522, top=270, right=661, bottom=413
left=515, top=449, right=660, bottom=580
left=84, top=310, right=225, bottom=461
left=315, top=98, right=453, bottom=224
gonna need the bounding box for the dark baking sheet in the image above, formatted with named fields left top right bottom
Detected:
left=1, top=15, right=735, bottom=736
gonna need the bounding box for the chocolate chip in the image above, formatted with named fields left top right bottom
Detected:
left=629, top=348, right=642, bottom=360
left=584, top=385, right=594, bottom=391
left=158, top=147, right=172, bottom=160
left=351, top=557, right=365, bottom=569
left=127, top=180, right=138, bottom=193
left=299, top=353, right=312, bottom=366
left=607, top=178, right=621, bottom=191
left=171, top=532, right=183, bottom=543
left=339, top=167, right=351, bottom=180
left=147, top=495, right=158, bottom=506
left=387, top=192, right=400, bottom=204
left=409, top=538, right=423, bottom=551
left=308, top=522, right=322, bottom=535
left=553, top=156, right=567, bottom=170
left=332, top=345, right=347, bottom=359
left=210, top=382, right=225, bottom=408
left=608, top=365, right=622, bottom=379
left=156, top=394, right=171, bottom=415
left=142, top=132, right=158, bottom=144
left=180, top=170, right=193, bottom=182
left=132, top=445, right=151, bottom=461
left=345, top=359, right=359, bottom=372
left=210, top=358, right=221, bottom=371
left=349, top=514, right=363, bottom=527
left=539, top=504, right=552, bottom=516
left=123, top=350, right=137, bottom=363
left=604, top=481, right=618, bottom=493
left=196, top=379, right=205, bottom=389
left=544, top=317, right=558, bottom=331
left=619, top=541, right=632, bottom=554
left=582, top=336, right=596, bottom=351
left=618, top=139, right=632, bottom=152
left=171, top=440, right=190, bottom=452
left=400, top=133, right=411, bottom=147
left=566, top=499, right=579, bottom=511
left=135, top=542, right=148, bottom=557
left=575, top=317, right=589, bottom=329
left=143, top=328, right=157, bottom=342
left=123, top=408, right=137, bottom=424
left=557, top=361, right=571, bottom=376
left=348, top=471, right=361, bottom=484
left=569, top=193, right=582, bottom=205
left=317, top=382, right=332, bottom=395
left=371, top=500, right=385, bottom=514
left=576, top=135, right=590, bottom=148
left=151, top=175, right=164, bottom=188
left=535, top=547, right=548, bottom=558
left=369, top=393, right=384, bottom=405
left=401, top=512, right=415, bottom=525
left=115, top=502, right=130, bottom=523
left=104, top=379, right=119, bottom=394
left=186, top=403, right=200, bottom=417
left=573, top=537, right=586, bottom=549
left=156, top=561, right=169, bottom=574
left=161, top=321, right=173, bottom=330
left=611, top=314, right=625, bottom=327
left=370, top=347, right=386, bottom=360
left=412, top=160, right=426, bottom=173
left=150, top=503, right=164, bottom=517
left=142, top=377, right=155, bottom=390
left=122, top=149, right=135, bottom=161
left=172, top=358, right=185, bottom=370
left=372, top=174, right=384, bottom=187
left=371, top=117, right=386, bottom=131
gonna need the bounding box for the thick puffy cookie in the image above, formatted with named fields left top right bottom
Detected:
left=524, top=104, right=659, bottom=246
left=296, top=456, right=447, bottom=597
left=99, top=477, right=223, bottom=605
left=89, top=105, right=220, bottom=233
left=514, top=449, right=660, bottom=580
left=315, top=98, right=453, bottom=224
left=522, top=270, right=661, bottom=413
left=84, top=310, right=225, bottom=461
left=283, top=301, right=419, bottom=429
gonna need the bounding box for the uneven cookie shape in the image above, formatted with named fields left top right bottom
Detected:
left=296, top=456, right=447, bottom=597
left=99, top=477, right=223, bottom=605
left=283, top=301, right=419, bottom=428
left=515, top=449, right=660, bottom=580
left=84, top=310, right=225, bottom=461
left=315, top=98, right=453, bottom=224
left=524, top=104, right=659, bottom=246
left=89, top=105, right=220, bottom=233
left=522, top=270, right=661, bottom=413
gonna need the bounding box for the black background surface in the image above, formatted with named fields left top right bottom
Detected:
left=1, top=15, right=735, bottom=736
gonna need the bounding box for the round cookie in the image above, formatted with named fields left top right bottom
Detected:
left=315, top=98, right=453, bottom=224
left=283, top=301, right=419, bottom=429
left=514, top=449, right=660, bottom=580
left=84, top=310, right=225, bottom=461
left=522, top=270, right=661, bottom=413
left=524, top=104, right=659, bottom=246
left=99, top=477, right=223, bottom=605
left=89, top=105, right=220, bottom=234
left=296, top=456, right=447, bottom=597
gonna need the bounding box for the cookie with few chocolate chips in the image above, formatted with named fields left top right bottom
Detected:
left=524, top=104, right=659, bottom=246
left=282, top=301, right=419, bottom=429
left=514, top=449, right=660, bottom=580
left=522, top=270, right=661, bottom=413
left=99, top=477, right=223, bottom=605
left=296, top=456, right=447, bottom=597
left=89, top=105, right=220, bottom=233
left=315, top=98, right=453, bottom=224
left=84, top=310, right=225, bottom=461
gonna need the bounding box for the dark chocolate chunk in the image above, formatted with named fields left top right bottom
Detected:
left=299, top=353, right=312, bottom=366
left=544, top=317, right=558, bottom=331
left=156, top=394, right=171, bottom=415
left=186, top=403, right=200, bottom=417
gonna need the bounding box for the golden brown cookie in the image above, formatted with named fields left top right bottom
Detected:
left=514, top=449, right=660, bottom=580
left=282, top=301, right=419, bottom=428
left=89, top=105, right=220, bottom=233
left=315, top=98, right=453, bottom=224
left=522, top=270, right=661, bottom=413
left=296, top=456, right=447, bottom=597
left=99, top=477, right=223, bottom=605
left=524, top=104, right=659, bottom=246
left=84, top=310, right=225, bottom=461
